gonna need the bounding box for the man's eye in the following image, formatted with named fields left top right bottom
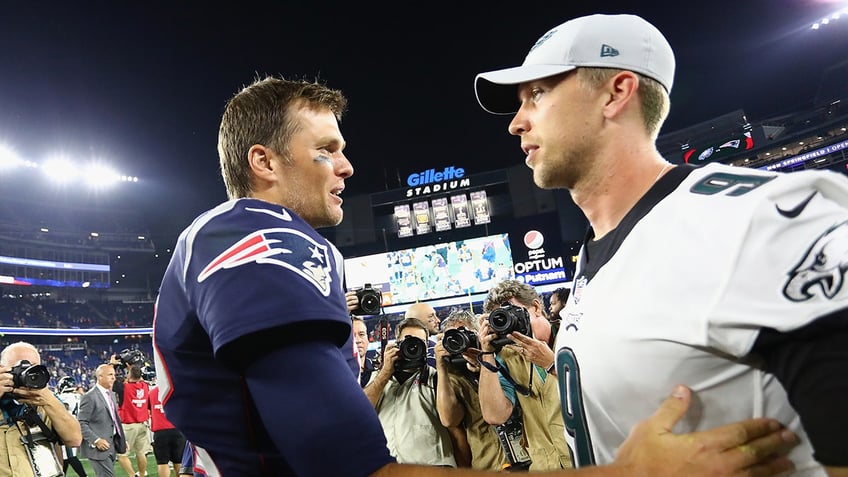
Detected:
left=531, top=88, right=544, bottom=101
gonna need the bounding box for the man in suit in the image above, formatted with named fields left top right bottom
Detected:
left=79, top=364, right=127, bottom=477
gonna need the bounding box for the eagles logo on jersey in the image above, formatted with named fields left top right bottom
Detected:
left=784, top=220, right=848, bottom=302
left=198, top=227, right=333, bottom=296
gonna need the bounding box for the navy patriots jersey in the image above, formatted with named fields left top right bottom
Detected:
left=153, top=198, right=393, bottom=476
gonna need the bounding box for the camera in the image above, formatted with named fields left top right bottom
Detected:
left=9, top=360, right=50, bottom=390
left=488, top=303, right=532, bottom=349
left=443, top=327, right=479, bottom=355
left=352, top=283, right=382, bottom=315
left=394, top=335, right=426, bottom=371
left=442, top=327, right=479, bottom=367
left=118, top=349, right=145, bottom=367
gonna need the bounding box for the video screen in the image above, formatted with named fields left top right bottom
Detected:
left=344, top=233, right=514, bottom=306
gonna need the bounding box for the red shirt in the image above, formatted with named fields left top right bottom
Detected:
left=119, top=379, right=150, bottom=424
left=149, top=386, right=177, bottom=432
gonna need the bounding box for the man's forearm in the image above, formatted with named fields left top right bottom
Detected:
left=363, top=371, right=390, bottom=407
left=476, top=356, right=512, bottom=425
left=43, top=400, right=82, bottom=447
left=435, top=380, right=463, bottom=427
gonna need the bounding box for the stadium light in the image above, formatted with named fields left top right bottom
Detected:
left=812, top=6, right=848, bottom=29
left=82, top=162, right=121, bottom=188
left=37, top=155, right=139, bottom=187
left=0, top=143, right=37, bottom=170
left=42, top=156, right=77, bottom=184
left=0, top=140, right=140, bottom=188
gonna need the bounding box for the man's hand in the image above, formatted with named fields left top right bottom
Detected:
left=9, top=386, right=54, bottom=407
left=477, top=317, right=498, bottom=353
left=377, top=345, right=399, bottom=377
left=615, top=385, right=798, bottom=477
left=345, top=291, right=359, bottom=314
left=505, top=331, right=553, bottom=369
left=433, top=334, right=448, bottom=370
left=94, top=437, right=112, bottom=451
left=0, top=366, right=13, bottom=398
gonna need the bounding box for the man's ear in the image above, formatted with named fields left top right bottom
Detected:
left=247, top=144, right=275, bottom=180
left=531, top=298, right=544, bottom=317
left=602, top=70, right=640, bottom=119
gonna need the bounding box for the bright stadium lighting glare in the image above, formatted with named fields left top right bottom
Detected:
left=0, top=144, right=18, bottom=169
left=0, top=144, right=37, bottom=170
left=83, top=163, right=121, bottom=188
left=812, top=6, right=848, bottom=29
left=42, top=156, right=78, bottom=183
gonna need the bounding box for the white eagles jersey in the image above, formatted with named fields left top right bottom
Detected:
left=554, top=162, right=848, bottom=475
left=57, top=391, right=81, bottom=417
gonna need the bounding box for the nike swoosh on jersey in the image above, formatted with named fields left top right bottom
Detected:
left=775, top=191, right=817, bottom=218
left=245, top=206, right=293, bottom=221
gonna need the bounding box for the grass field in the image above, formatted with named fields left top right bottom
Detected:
left=66, top=453, right=166, bottom=477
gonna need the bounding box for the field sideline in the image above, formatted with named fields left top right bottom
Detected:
left=65, top=453, right=167, bottom=477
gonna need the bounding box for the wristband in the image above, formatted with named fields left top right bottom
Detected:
left=546, top=361, right=556, bottom=374
left=476, top=352, right=499, bottom=373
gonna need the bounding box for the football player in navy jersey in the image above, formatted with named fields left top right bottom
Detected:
left=475, top=13, right=847, bottom=477
left=153, top=75, right=799, bottom=477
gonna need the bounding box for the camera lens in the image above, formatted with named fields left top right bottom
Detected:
left=443, top=330, right=467, bottom=354
left=21, top=366, right=50, bottom=389
left=12, top=362, right=50, bottom=390
left=488, top=308, right=514, bottom=333
left=360, top=292, right=381, bottom=315
left=400, top=337, right=424, bottom=360
left=396, top=336, right=427, bottom=371
left=443, top=328, right=478, bottom=355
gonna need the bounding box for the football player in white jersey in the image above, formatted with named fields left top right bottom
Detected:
left=475, top=13, right=847, bottom=477
left=55, top=376, right=88, bottom=476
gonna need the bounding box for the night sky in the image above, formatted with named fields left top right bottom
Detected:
left=2, top=1, right=847, bottom=246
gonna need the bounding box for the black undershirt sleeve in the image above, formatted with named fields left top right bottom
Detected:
left=749, top=307, right=848, bottom=466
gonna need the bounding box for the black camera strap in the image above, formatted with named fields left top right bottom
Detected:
left=378, top=315, right=390, bottom=367
left=477, top=353, right=532, bottom=397
left=15, top=405, right=62, bottom=447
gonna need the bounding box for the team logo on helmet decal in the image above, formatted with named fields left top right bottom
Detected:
left=198, top=227, right=333, bottom=296
left=783, top=221, right=848, bottom=301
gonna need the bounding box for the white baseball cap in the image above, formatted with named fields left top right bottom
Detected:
left=475, top=14, right=676, bottom=114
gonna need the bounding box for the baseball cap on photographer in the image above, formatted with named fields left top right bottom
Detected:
left=475, top=14, right=675, bottom=114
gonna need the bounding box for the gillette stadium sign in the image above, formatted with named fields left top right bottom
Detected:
left=406, top=166, right=470, bottom=198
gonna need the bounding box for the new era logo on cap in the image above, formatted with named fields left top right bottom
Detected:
left=600, top=44, right=619, bottom=58
left=475, top=14, right=676, bottom=114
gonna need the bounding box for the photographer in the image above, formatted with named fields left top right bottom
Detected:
left=435, top=310, right=511, bottom=471
left=110, top=350, right=151, bottom=477
left=477, top=280, right=570, bottom=471
left=1, top=341, right=82, bottom=476
left=363, top=317, right=457, bottom=466
left=346, top=290, right=379, bottom=387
